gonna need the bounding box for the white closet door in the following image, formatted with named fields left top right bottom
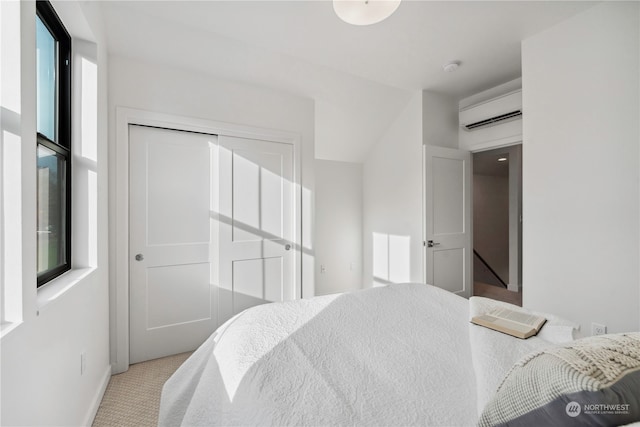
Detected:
left=217, top=135, right=296, bottom=325
left=129, top=125, right=218, bottom=364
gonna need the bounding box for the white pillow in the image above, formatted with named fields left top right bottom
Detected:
left=478, top=333, right=640, bottom=427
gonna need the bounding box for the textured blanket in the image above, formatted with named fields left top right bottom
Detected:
left=159, top=283, right=479, bottom=426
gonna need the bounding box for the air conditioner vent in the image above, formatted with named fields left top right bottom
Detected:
left=462, top=110, right=522, bottom=131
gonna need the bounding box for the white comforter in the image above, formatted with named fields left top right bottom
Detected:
left=158, top=284, right=560, bottom=426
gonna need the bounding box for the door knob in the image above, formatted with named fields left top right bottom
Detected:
left=285, top=244, right=291, bottom=251
left=427, top=240, right=440, bottom=248
left=135, top=254, right=144, bottom=261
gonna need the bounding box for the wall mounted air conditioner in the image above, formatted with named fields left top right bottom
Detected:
left=459, top=89, right=523, bottom=151
left=462, top=109, right=522, bottom=131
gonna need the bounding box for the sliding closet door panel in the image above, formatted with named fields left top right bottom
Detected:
left=146, top=263, right=211, bottom=329
left=129, top=125, right=218, bottom=364
left=146, top=140, right=210, bottom=245
left=232, top=150, right=284, bottom=242
left=218, top=135, right=295, bottom=325
left=232, top=257, right=284, bottom=314
left=130, top=127, right=298, bottom=363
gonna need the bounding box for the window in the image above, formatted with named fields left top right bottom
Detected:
left=36, top=0, right=71, bottom=287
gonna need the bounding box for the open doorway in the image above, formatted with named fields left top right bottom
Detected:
left=472, top=144, right=522, bottom=306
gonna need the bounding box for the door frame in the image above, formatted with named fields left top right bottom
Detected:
left=470, top=144, right=522, bottom=292
left=112, top=107, right=302, bottom=374
left=422, top=140, right=522, bottom=295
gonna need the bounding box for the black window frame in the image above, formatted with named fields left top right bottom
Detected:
left=36, top=0, right=72, bottom=287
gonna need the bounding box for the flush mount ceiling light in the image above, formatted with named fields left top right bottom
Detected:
left=333, top=0, right=401, bottom=26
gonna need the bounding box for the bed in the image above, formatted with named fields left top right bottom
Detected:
left=158, top=283, right=640, bottom=427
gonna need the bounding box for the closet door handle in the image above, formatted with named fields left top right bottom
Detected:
left=285, top=244, right=291, bottom=251
left=426, top=240, right=440, bottom=248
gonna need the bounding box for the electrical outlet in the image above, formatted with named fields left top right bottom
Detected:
left=80, top=352, right=86, bottom=376
left=320, top=265, right=326, bottom=274
left=591, top=323, right=607, bottom=336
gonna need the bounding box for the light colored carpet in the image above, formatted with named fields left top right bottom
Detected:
left=92, top=352, right=192, bottom=427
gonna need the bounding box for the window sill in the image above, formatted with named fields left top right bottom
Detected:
left=1, top=268, right=95, bottom=339
left=36, top=267, right=96, bottom=312
left=1, top=320, right=23, bottom=339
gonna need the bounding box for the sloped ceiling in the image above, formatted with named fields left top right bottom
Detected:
left=100, top=1, right=594, bottom=162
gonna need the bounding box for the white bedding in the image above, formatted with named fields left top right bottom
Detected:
left=467, top=297, right=576, bottom=414
left=158, top=284, right=556, bottom=426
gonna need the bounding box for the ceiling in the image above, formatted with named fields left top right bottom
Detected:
left=99, top=1, right=595, bottom=162
left=473, top=149, right=510, bottom=177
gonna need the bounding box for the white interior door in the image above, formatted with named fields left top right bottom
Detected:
left=424, top=145, right=472, bottom=298
left=129, top=125, right=218, bottom=364
left=217, top=135, right=296, bottom=325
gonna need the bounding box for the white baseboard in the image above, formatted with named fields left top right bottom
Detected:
left=507, top=283, right=519, bottom=292
left=83, top=364, right=112, bottom=426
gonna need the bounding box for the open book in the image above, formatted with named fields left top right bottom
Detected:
left=471, top=307, right=547, bottom=339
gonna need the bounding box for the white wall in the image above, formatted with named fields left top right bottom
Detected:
left=1, top=1, right=111, bottom=425
left=108, top=55, right=316, bottom=369
left=99, top=1, right=412, bottom=165
left=315, top=160, right=363, bottom=295
left=363, top=92, right=423, bottom=287
left=522, top=1, right=639, bottom=334
left=423, top=90, right=458, bottom=149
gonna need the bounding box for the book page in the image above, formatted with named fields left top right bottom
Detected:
left=489, top=308, right=543, bottom=328
left=473, top=315, right=532, bottom=335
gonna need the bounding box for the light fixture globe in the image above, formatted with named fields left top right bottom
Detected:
left=333, top=0, right=401, bottom=26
